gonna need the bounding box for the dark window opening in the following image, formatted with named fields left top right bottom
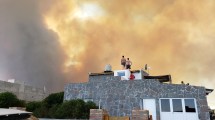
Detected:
left=172, top=99, right=183, bottom=112
left=185, top=99, right=196, bottom=112
left=161, top=99, right=170, bottom=112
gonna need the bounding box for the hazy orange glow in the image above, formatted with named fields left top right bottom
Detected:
left=43, top=0, right=215, bottom=108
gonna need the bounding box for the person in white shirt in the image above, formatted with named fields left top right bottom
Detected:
left=121, top=56, right=126, bottom=69
left=126, top=58, right=132, bottom=69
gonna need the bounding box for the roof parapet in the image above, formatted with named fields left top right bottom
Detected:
left=144, top=75, right=172, bottom=83
left=206, top=88, right=214, bottom=95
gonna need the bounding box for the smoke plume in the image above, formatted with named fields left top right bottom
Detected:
left=0, top=0, right=215, bottom=107
left=0, top=0, right=66, bottom=92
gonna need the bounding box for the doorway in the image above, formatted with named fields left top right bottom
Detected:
left=143, top=99, right=157, bottom=120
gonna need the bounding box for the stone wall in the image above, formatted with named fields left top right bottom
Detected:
left=0, top=80, right=46, bottom=102
left=64, top=75, right=210, bottom=120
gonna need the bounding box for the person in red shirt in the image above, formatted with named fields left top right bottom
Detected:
left=130, top=73, right=135, bottom=80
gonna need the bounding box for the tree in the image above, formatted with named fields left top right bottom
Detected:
left=25, top=91, right=98, bottom=119
left=54, top=99, right=85, bottom=119
left=43, top=92, right=64, bottom=108
left=26, top=101, right=42, bottom=112
left=48, top=104, right=60, bottom=118
left=16, top=99, right=26, bottom=107
left=84, top=101, right=98, bottom=118
left=0, top=92, right=20, bottom=108
left=54, top=99, right=98, bottom=119
left=0, top=91, right=98, bottom=119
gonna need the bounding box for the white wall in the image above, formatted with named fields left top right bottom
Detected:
left=114, top=69, right=143, bottom=80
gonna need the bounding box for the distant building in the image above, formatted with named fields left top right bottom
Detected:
left=0, top=80, right=46, bottom=102
left=64, top=67, right=213, bottom=120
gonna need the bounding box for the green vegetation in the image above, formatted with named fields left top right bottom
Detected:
left=0, top=92, right=98, bottom=119
left=50, top=99, right=97, bottom=119
left=43, top=92, right=64, bottom=108
left=0, top=92, right=25, bottom=108
left=26, top=92, right=98, bottom=119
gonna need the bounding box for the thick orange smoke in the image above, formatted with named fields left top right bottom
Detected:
left=42, top=0, right=215, bottom=107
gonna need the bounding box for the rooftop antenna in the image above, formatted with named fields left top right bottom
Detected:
left=145, top=64, right=148, bottom=71
left=145, top=64, right=151, bottom=74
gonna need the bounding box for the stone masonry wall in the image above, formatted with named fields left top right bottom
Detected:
left=0, top=80, right=46, bottom=102
left=64, top=75, right=210, bottom=120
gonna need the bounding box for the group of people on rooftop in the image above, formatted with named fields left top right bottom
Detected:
left=121, top=56, right=132, bottom=69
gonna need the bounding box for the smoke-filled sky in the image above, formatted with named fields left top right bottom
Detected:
left=0, top=0, right=215, bottom=108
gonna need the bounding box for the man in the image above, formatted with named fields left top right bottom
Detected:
left=126, top=58, right=132, bottom=69
left=121, top=56, right=126, bottom=69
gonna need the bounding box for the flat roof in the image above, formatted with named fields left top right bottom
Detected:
left=89, top=70, right=142, bottom=76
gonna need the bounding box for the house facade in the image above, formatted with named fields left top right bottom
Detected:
left=64, top=69, right=212, bottom=120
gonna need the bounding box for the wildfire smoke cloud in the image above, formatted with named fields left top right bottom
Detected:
left=0, top=0, right=215, bottom=107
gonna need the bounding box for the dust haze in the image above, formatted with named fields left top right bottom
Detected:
left=0, top=0, right=215, bottom=107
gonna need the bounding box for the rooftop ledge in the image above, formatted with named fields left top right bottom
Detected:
left=89, top=69, right=172, bottom=83
left=88, top=69, right=213, bottom=95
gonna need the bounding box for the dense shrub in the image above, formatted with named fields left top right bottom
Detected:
left=43, top=92, right=64, bottom=108
left=0, top=92, right=20, bottom=108
left=84, top=101, right=98, bottom=118
left=54, top=99, right=98, bottom=119
left=54, top=99, right=85, bottom=119
left=33, top=105, right=49, bottom=118
left=48, top=104, right=60, bottom=118
left=17, top=99, right=26, bottom=107
left=26, top=101, right=42, bottom=112
left=0, top=91, right=98, bottom=119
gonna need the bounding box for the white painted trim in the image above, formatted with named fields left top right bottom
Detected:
left=159, top=98, right=199, bottom=120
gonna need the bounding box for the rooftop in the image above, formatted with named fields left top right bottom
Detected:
left=88, top=67, right=213, bottom=95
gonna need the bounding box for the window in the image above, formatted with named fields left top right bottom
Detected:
left=117, top=71, right=125, bottom=76
left=172, top=99, right=183, bottom=112
left=185, top=99, right=196, bottom=112
left=161, top=99, right=170, bottom=112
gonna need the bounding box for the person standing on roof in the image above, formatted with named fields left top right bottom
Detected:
left=121, top=56, right=126, bottom=69
left=126, top=58, right=132, bottom=69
